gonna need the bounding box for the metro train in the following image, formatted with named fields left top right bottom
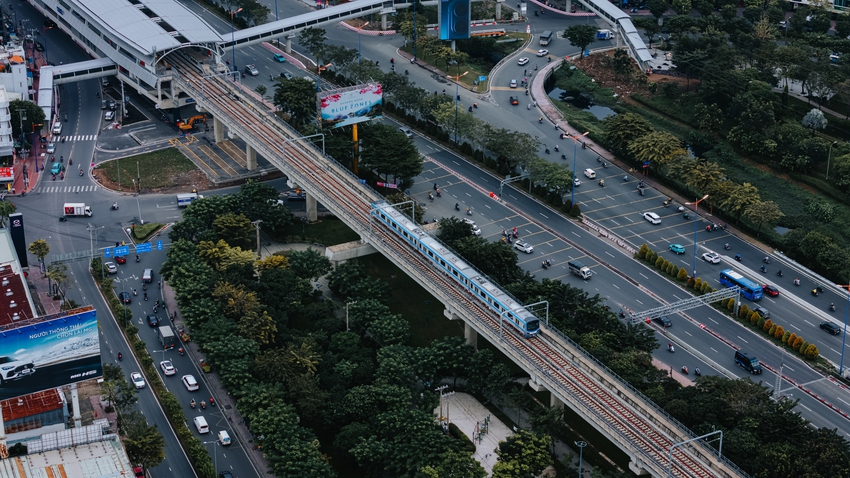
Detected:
left=371, top=200, right=540, bottom=338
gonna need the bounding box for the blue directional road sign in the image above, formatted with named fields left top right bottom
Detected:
left=103, top=247, right=113, bottom=258
left=114, top=245, right=130, bottom=256
left=156, top=240, right=163, bottom=251
left=135, top=242, right=152, bottom=253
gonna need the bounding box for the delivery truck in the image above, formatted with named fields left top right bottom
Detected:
left=177, top=193, right=203, bottom=207
left=568, top=260, right=593, bottom=280
left=63, top=203, right=92, bottom=217
left=157, top=325, right=176, bottom=349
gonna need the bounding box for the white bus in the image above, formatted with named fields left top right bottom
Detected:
left=539, top=30, right=553, bottom=45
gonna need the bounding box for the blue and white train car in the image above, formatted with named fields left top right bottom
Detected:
left=371, top=200, right=540, bottom=338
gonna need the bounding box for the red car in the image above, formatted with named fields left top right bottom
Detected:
left=115, top=256, right=126, bottom=264
left=510, top=96, right=519, bottom=105
left=762, top=284, right=779, bottom=297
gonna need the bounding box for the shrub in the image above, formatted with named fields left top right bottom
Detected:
left=638, top=244, right=650, bottom=259
left=792, top=336, right=803, bottom=350
left=774, top=325, right=784, bottom=339
left=677, top=268, right=688, bottom=281
left=726, top=298, right=735, bottom=311
left=687, top=277, right=695, bottom=289
left=700, top=281, right=711, bottom=294
left=782, top=330, right=791, bottom=343
left=570, top=204, right=582, bottom=217
left=768, top=324, right=777, bottom=336
left=763, top=319, right=773, bottom=331
left=666, top=263, right=675, bottom=275
left=655, top=256, right=665, bottom=269
left=798, top=341, right=809, bottom=355
left=749, top=312, right=759, bottom=325
left=739, top=304, right=750, bottom=319
left=694, top=278, right=703, bottom=290
left=805, top=345, right=819, bottom=360
left=788, top=333, right=797, bottom=345
left=757, top=317, right=765, bottom=329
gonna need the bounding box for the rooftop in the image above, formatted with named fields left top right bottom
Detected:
left=0, top=229, right=35, bottom=325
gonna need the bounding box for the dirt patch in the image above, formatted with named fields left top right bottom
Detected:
left=93, top=168, right=214, bottom=195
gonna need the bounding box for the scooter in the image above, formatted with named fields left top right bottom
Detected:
left=763, top=257, right=771, bottom=264
left=111, top=203, right=119, bottom=211
left=598, top=180, right=605, bottom=187
left=455, top=203, right=460, bottom=211
left=694, top=368, right=701, bottom=377
left=724, top=243, right=731, bottom=250
left=561, top=154, right=567, bottom=160
left=538, top=117, right=544, bottom=124
left=554, top=145, right=559, bottom=152
left=466, top=208, right=472, bottom=216
left=178, top=347, right=184, bottom=356
left=79, top=169, right=83, bottom=177
left=132, top=288, right=137, bottom=296
left=209, top=397, right=216, bottom=407
left=829, top=303, right=836, bottom=312
left=190, top=399, right=196, bottom=409
left=602, top=162, right=608, bottom=168
left=735, top=254, right=741, bottom=262
left=544, top=148, right=551, bottom=154
left=681, top=366, right=689, bottom=375
left=668, top=343, right=675, bottom=353
left=118, top=352, right=123, bottom=361
left=542, top=261, right=549, bottom=270
left=136, top=255, right=140, bottom=263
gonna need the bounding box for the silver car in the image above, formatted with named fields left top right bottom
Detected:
left=514, top=240, right=534, bottom=253
left=46, top=143, right=56, bottom=154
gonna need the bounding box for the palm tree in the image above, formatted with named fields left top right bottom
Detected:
left=627, top=131, right=686, bottom=173
left=719, top=182, right=761, bottom=222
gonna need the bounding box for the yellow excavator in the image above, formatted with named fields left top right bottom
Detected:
left=176, top=115, right=206, bottom=131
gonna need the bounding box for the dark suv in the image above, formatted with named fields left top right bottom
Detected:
left=734, top=350, right=762, bottom=375
left=653, top=316, right=672, bottom=328
left=821, top=322, right=841, bottom=335
left=146, top=315, right=159, bottom=327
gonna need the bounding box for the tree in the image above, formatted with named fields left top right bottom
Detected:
left=45, top=263, right=71, bottom=301
left=9, top=99, right=46, bottom=144
left=648, top=0, right=670, bottom=23
left=603, top=113, right=653, bottom=156
left=492, top=430, right=553, bottom=477
left=563, top=24, right=598, bottom=55
left=720, top=182, right=761, bottom=222
left=122, top=413, right=165, bottom=470
left=100, top=364, right=138, bottom=431
left=627, top=131, right=686, bottom=172
left=274, top=77, right=320, bottom=127
left=743, top=200, right=784, bottom=237
left=28, top=239, right=50, bottom=267
left=360, top=123, right=423, bottom=188
left=213, top=212, right=255, bottom=250
left=483, top=127, right=540, bottom=172
left=834, top=79, right=850, bottom=119
left=298, top=27, right=328, bottom=60
left=801, top=108, right=828, bottom=137
left=287, top=248, right=331, bottom=280
left=0, top=201, right=17, bottom=228
left=633, top=17, right=662, bottom=48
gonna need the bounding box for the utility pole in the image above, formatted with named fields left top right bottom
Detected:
left=251, top=220, right=263, bottom=259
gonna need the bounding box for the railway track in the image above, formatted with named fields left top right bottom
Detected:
left=167, top=52, right=745, bottom=478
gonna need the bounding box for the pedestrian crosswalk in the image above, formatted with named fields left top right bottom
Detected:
left=55, top=135, right=97, bottom=141
left=37, top=185, right=100, bottom=194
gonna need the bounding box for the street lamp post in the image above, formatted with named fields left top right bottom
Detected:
left=357, top=22, right=370, bottom=64
left=685, top=194, right=709, bottom=278
left=826, top=141, right=838, bottom=180
left=230, top=8, right=243, bottom=72
left=203, top=440, right=220, bottom=474
left=837, top=284, right=850, bottom=376
left=413, top=0, right=418, bottom=61
left=575, top=441, right=587, bottom=478
left=568, top=131, right=590, bottom=206
left=446, top=71, right=469, bottom=146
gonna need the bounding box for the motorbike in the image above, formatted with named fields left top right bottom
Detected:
left=466, top=208, right=472, bottom=216
left=623, top=175, right=628, bottom=182
left=581, top=142, right=586, bottom=149
left=52, top=174, right=55, bottom=181
left=724, top=243, right=731, bottom=250
left=534, top=10, right=539, bottom=15
left=436, top=190, right=442, bottom=198
left=79, top=169, right=83, bottom=177
left=455, top=203, right=460, bottom=211
left=681, top=366, right=689, bottom=375
left=525, top=89, right=529, bottom=96
left=602, top=161, right=608, bottom=168
left=561, top=154, right=567, bottom=160
left=694, top=368, right=701, bottom=377
left=618, top=309, right=626, bottom=318
left=596, top=155, right=601, bottom=162
left=763, top=257, right=770, bottom=264
left=190, top=399, right=196, bottom=409
left=111, top=203, right=119, bottom=210
left=209, top=397, right=216, bottom=407
left=428, top=193, right=434, bottom=201
left=132, top=288, right=137, bottom=296
left=468, top=106, right=473, bottom=113
left=538, top=117, right=544, bottom=124
left=830, top=303, right=836, bottom=312
left=144, top=292, right=148, bottom=301
left=812, top=289, right=819, bottom=297
left=542, top=261, right=549, bottom=270
left=760, top=265, right=767, bottom=273
left=201, top=401, right=207, bottom=410
left=777, top=270, right=783, bottom=277
left=473, top=103, right=478, bottom=108
left=61, top=136, right=66, bottom=143
left=554, top=145, right=559, bottom=152
left=118, top=352, right=123, bottom=361
left=735, top=254, right=741, bottom=262
left=598, top=180, right=605, bottom=187
left=178, top=347, right=184, bottom=356
left=544, top=148, right=551, bottom=154
left=794, top=278, right=800, bottom=286
left=668, top=343, right=675, bottom=353
left=69, top=158, right=72, bottom=165
left=136, top=255, right=140, bottom=263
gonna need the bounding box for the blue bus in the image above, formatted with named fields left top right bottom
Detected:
left=719, top=269, right=763, bottom=301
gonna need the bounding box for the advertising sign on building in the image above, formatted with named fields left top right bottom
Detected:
left=438, top=0, right=471, bottom=40
left=318, top=83, right=383, bottom=129
left=0, top=307, right=101, bottom=400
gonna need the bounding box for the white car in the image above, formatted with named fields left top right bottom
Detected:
left=218, top=430, right=232, bottom=445
left=130, top=372, right=146, bottom=389
left=583, top=168, right=596, bottom=179
left=182, top=374, right=199, bottom=391
left=517, top=57, right=529, bottom=66
left=0, top=356, right=35, bottom=385
left=643, top=212, right=661, bottom=225
left=244, top=64, right=259, bottom=76
left=461, top=218, right=481, bottom=236
left=105, top=262, right=117, bottom=274
left=104, top=111, right=114, bottom=121
left=46, top=143, right=56, bottom=154
left=160, top=360, right=176, bottom=376
left=702, top=251, right=721, bottom=264
left=537, top=49, right=549, bottom=57
left=399, top=127, right=413, bottom=138
left=514, top=240, right=534, bottom=253
left=510, top=79, right=518, bottom=88
left=574, top=178, right=581, bottom=187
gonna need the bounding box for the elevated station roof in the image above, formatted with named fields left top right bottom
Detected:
left=74, top=0, right=223, bottom=56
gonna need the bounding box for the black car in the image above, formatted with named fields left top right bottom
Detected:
left=653, top=316, right=672, bottom=328
left=146, top=314, right=159, bottom=327
left=821, top=322, right=841, bottom=335
left=44, top=19, right=57, bottom=29
left=118, top=292, right=132, bottom=304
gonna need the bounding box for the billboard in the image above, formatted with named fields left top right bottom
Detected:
left=439, top=0, right=471, bottom=41
left=0, top=307, right=101, bottom=400
left=318, top=83, right=383, bottom=129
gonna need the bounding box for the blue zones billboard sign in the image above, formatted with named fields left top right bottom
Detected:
left=0, top=308, right=101, bottom=400
left=319, top=83, right=383, bottom=129
left=439, top=0, right=470, bottom=41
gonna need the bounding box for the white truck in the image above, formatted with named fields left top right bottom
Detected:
left=568, top=260, right=592, bottom=280
left=63, top=203, right=92, bottom=217
left=177, top=193, right=203, bottom=207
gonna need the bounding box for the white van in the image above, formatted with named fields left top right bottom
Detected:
left=218, top=430, right=231, bottom=445
left=193, top=416, right=209, bottom=434
left=52, top=122, right=62, bottom=135
left=142, top=268, right=153, bottom=283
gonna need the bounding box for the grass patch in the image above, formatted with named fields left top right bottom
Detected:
left=95, top=148, right=197, bottom=192
left=276, top=216, right=361, bottom=245
left=131, top=223, right=164, bottom=242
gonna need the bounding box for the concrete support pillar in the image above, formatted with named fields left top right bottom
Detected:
left=566, top=0, right=572, bottom=13
left=285, top=36, right=293, bottom=54
left=213, top=117, right=224, bottom=143
left=246, top=144, right=257, bottom=171
left=550, top=392, right=564, bottom=410
left=381, top=13, right=387, bottom=30
left=70, top=383, right=81, bottom=428
left=495, top=2, right=502, bottom=20
left=464, top=322, right=478, bottom=349
left=306, top=193, right=318, bottom=222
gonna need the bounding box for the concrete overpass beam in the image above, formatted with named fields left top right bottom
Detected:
left=213, top=117, right=225, bottom=143
left=246, top=144, right=257, bottom=171
left=527, top=374, right=546, bottom=392
left=306, top=193, right=318, bottom=222
left=464, top=322, right=478, bottom=349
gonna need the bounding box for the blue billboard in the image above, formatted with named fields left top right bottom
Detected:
left=0, top=307, right=101, bottom=400
left=439, top=0, right=471, bottom=41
